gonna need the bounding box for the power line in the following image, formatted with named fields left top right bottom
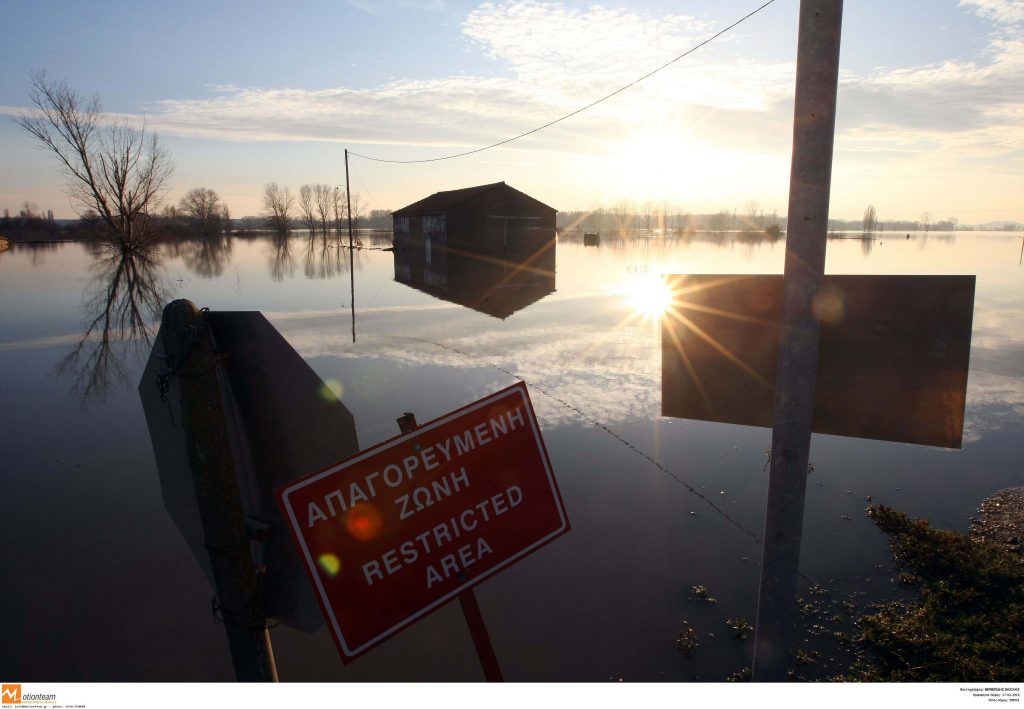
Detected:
left=349, top=0, right=779, bottom=164
left=349, top=161, right=384, bottom=213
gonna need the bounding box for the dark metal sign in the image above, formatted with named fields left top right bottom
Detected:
left=662, top=274, right=975, bottom=448
left=141, top=311, right=360, bottom=632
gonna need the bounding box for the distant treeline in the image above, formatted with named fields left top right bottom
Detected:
left=553, top=206, right=1011, bottom=234
left=0, top=202, right=67, bottom=241
left=4, top=197, right=1019, bottom=245
left=556, top=207, right=782, bottom=234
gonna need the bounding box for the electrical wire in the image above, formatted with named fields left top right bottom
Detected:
left=350, top=161, right=385, bottom=212
left=348, top=0, right=778, bottom=164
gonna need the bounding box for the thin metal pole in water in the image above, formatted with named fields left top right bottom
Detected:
left=394, top=412, right=504, bottom=682
left=752, top=0, right=844, bottom=682
left=345, top=148, right=356, bottom=342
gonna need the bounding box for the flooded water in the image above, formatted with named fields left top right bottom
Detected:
left=1, top=229, right=1022, bottom=681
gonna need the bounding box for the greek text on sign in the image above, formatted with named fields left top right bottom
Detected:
left=276, top=382, right=569, bottom=662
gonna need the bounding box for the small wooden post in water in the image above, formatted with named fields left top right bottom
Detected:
left=161, top=299, right=279, bottom=682
left=752, top=0, right=844, bottom=682
left=395, top=412, right=505, bottom=682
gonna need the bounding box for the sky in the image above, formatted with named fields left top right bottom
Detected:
left=0, top=0, right=1021, bottom=223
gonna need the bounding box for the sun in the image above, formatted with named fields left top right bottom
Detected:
left=617, top=272, right=673, bottom=319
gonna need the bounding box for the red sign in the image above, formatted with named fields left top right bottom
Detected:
left=276, top=382, right=569, bottom=662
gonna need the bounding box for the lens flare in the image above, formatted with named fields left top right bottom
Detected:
left=319, top=378, right=344, bottom=402
left=812, top=284, right=845, bottom=325
left=345, top=504, right=383, bottom=541
left=317, top=553, right=342, bottom=578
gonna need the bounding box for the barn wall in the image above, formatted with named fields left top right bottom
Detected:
left=394, top=185, right=555, bottom=264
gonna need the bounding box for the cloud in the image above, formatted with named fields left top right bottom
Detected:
left=834, top=1, right=1023, bottom=161
left=6, top=1, right=1018, bottom=198
left=462, top=2, right=712, bottom=87
left=131, top=2, right=790, bottom=155
left=960, top=0, right=1024, bottom=25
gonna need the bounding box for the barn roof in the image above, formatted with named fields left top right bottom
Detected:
left=392, top=182, right=555, bottom=216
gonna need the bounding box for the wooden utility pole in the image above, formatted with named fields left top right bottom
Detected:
left=160, top=299, right=279, bottom=682
left=345, top=149, right=354, bottom=253
left=752, top=0, right=844, bottom=681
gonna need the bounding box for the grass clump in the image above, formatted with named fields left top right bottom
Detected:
left=847, top=505, right=1024, bottom=681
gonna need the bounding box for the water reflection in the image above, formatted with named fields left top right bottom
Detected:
left=393, top=241, right=556, bottom=319
left=182, top=233, right=234, bottom=278
left=6, top=239, right=61, bottom=266
left=3, top=232, right=1021, bottom=682
left=268, top=232, right=295, bottom=281
left=304, top=234, right=349, bottom=280
left=57, top=242, right=168, bottom=403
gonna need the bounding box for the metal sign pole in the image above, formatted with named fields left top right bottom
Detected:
left=395, top=412, right=505, bottom=682
left=752, top=0, right=844, bottom=681
left=458, top=587, right=505, bottom=682
left=160, top=299, right=279, bottom=682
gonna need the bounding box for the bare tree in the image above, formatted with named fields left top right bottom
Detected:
left=313, top=184, right=333, bottom=235
left=262, top=182, right=293, bottom=233
left=332, top=187, right=344, bottom=236
left=298, top=184, right=317, bottom=234
left=346, top=192, right=364, bottom=232
left=744, top=200, right=763, bottom=229
left=19, top=201, right=40, bottom=219
left=640, top=200, right=654, bottom=232
left=15, top=71, right=173, bottom=248
left=611, top=200, right=631, bottom=233
left=863, top=204, right=878, bottom=233
left=709, top=210, right=728, bottom=233
left=178, top=187, right=229, bottom=234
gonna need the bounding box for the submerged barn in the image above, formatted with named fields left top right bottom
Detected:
left=392, top=182, right=556, bottom=263
left=392, top=182, right=557, bottom=318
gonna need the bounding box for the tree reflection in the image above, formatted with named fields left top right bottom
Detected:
left=267, top=232, right=294, bottom=281
left=58, top=242, right=168, bottom=403
left=182, top=233, right=233, bottom=278
left=16, top=241, right=61, bottom=267
left=303, top=233, right=347, bottom=279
